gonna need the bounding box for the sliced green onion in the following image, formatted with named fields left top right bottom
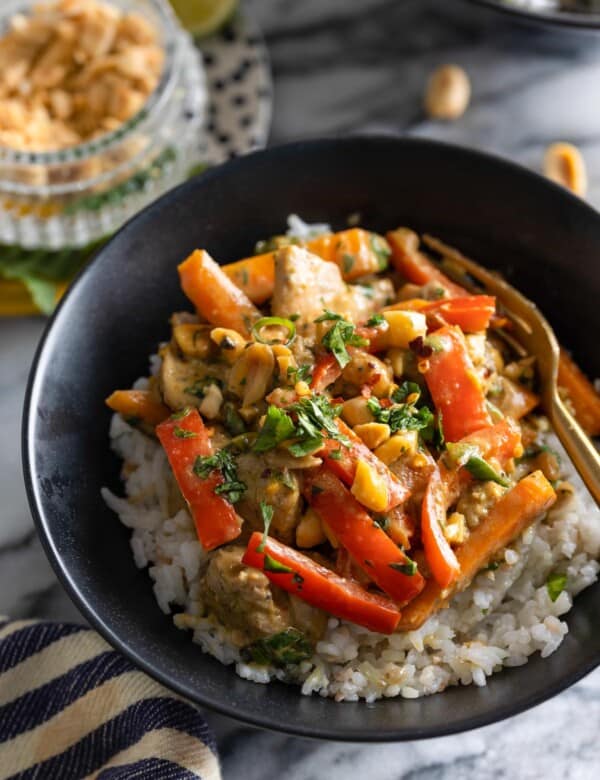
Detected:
left=252, top=316, right=296, bottom=346
left=465, top=456, right=510, bottom=487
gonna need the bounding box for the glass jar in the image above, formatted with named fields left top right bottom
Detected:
left=0, top=0, right=206, bottom=249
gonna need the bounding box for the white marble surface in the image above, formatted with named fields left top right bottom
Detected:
left=2, top=0, right=600, bottom=776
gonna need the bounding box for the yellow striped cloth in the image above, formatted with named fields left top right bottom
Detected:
left=0, top=618, right=221, bottom=780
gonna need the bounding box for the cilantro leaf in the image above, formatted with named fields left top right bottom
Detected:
left=257, top=500, right=274, bottom=552
left=547, top=572, right=567, bottom=602
left=193, top=449, right=246, bottom=504
left=319, top=313, right=368, bottom=369
left=253, top=405, right=296, bottom=453
left=367, top=397, right=435, bottom=439
left=366, top=313, right=385, bottom=327
left=241, top=628, right=313, bottom=667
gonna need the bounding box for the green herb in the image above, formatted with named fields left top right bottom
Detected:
left=342, top=253, right=355, bottom=275
left=170, top=407, right=192, bottom=421
left=373, top=515, right=390, bottom=531
left=547, top=572, right=567, bottom=602
left=367, top=396, right=435, bottom=440
left=288, top=437, right=323, bottom=457
left=240, top=628, right=313, bottom=667
left=241, top=268, right=249, bottom=287
left=288, top=313, right=300, bottom=322
left=464, top=456, right=510, bottom=487
left=184, top=376, right=222, bottom=399
left=252, top=316, right=296, bottom=346
left=328, top=449, right=342, bottom=460
left=274, top=469, right=296, bottom=491
left=257, top=501, right=274, bottom=552
left=318, top=312, right=368, bottom=369
left=366, top=313, right=385, bottom=327
left=289, top=395, right=349, bottom=450
left=173, top=426, right=197, bottom=439
left=193, top=449, right=246, bottom=504
left=314, top=309, right=344, bottom=323
left=432, top=286, right=446, bottom=300
left=370, top=233, right=391, bottom=270
left=392, top=381, right=422, bottom=403
left=287, top=364, right=313, bottom=383
left=389, top=558, right=418, bottom=576
left=223, top=403, right=247, bottom=436
left=487, top=561, right=500, bottom=571
left=263, top=554, right=293, bottom=574
left=252, top=405, right=296, bottom=453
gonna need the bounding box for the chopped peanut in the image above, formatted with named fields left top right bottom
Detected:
left=444, top=512, right=467, bottom=545
left=353, top=422, right=391, bottom=450
left=544, top=142, right=587, bottom=197
left=0, top=0, right=164, bottom=152
left=374, top=430, right=419, bottom=465
left=341, top=396, right=374, bottom=427
left=351, top=459, right=389, bottom=513
left=296, top=509, right=327, bottom=548
left=424, top=64, right=471, bottom=121
left=210, top=328, right=247, bottom=363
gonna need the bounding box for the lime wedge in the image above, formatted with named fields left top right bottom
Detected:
left=169, top=0, right=238, bottom=37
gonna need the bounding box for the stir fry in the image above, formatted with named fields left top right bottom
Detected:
left=106, top=223, right=600, bottom=643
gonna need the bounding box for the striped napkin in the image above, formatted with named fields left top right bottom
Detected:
left=0, top=618, right=221, bottom=779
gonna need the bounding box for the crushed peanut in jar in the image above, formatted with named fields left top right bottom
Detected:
left=0, top=0, right=164, bottom=152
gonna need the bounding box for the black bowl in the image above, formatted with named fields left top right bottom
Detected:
left=23, top=137, right=600, bottom=741
left=468, top=0, right=600, bottom=28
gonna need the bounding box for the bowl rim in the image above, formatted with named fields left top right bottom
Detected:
left=467, top=0, right=600, bottom=29
left=22, top=135, right=600, bottom=741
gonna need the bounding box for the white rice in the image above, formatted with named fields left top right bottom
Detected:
left=102, top=399, right=600, bottom=702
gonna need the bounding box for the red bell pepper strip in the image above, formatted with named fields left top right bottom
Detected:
left=319, top=419, right=411, bottom=510
left=242, top=532, right=401, bottom=634
left=156, top=409, right=242, bottom=551
left=304, top=469, right=425, bottom=606
left=310, top=354, right=343, bottom=393
left=423, top=325, right=491, bottom=442
left=421, top=464, right=461, bottom=589
left=387, top=229, right=468, bottom=297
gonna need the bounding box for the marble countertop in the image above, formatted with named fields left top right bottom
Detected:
left=2, top=0, right=600, bottom=776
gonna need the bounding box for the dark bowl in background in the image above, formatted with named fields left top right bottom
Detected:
left=23, top=137, right=600, bottom=741
left=468, top=0, right=600, bottom=28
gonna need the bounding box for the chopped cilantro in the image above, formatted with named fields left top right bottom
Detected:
left=263, top=554, right=293, bottom=574
left=392, top=381, right=422, bottom=403
left=173, top=426, right=197, bottom=439
left=184, top=376, right=223, bottom=399
left=241, top=628, right=313, bottom=667
left=252, top=405, right=296, bottom=453
left=547, top=572, right=567, bottom=602
left=342, top=253, right=355, bottom=275
left=366, top=313, right=385, bottom=327
left=389, top=559, right=418, bottom=576
left=367, top=396, right=435, bottom=440
left=193, top=449, right=246, bottom=504
left=370, top=233, right=391, bottom=270
left=328, top=448, right=342, bottom=461
left=318, top=311, right=368, bottom=368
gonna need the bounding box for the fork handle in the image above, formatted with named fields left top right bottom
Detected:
left=549, top=392, right=600, bottom=506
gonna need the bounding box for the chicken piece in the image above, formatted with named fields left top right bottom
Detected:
left=347, top=277, right=395, bottom=322
left=271, top=246, right=355, bottom=339
left=158, top=343, right=227, bottom=415
left=200, top=546, right=327, bottom=646
left=200, top=546, right=291, bottom=645
left=235, top=453, right=302, bottom=545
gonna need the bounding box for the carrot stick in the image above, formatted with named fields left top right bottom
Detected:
left=385, top=296, right=496, bottom=333
left=558, top=348, right=600, bottom=437
left=178, top=249, right=260, bottom=337
left=398, top=471, right=556, bottom=631
left=304, top=469, right=425, bottom=606
left=105, top=390, right=170, bottom=426
left=222, top=251, right=275, bottom=305
left=387, top=228, right=468, bottom=297
left=242, top=532, right=402, bottom=634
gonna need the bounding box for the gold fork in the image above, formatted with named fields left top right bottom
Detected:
left=423, top=234, right=600, bottom=506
